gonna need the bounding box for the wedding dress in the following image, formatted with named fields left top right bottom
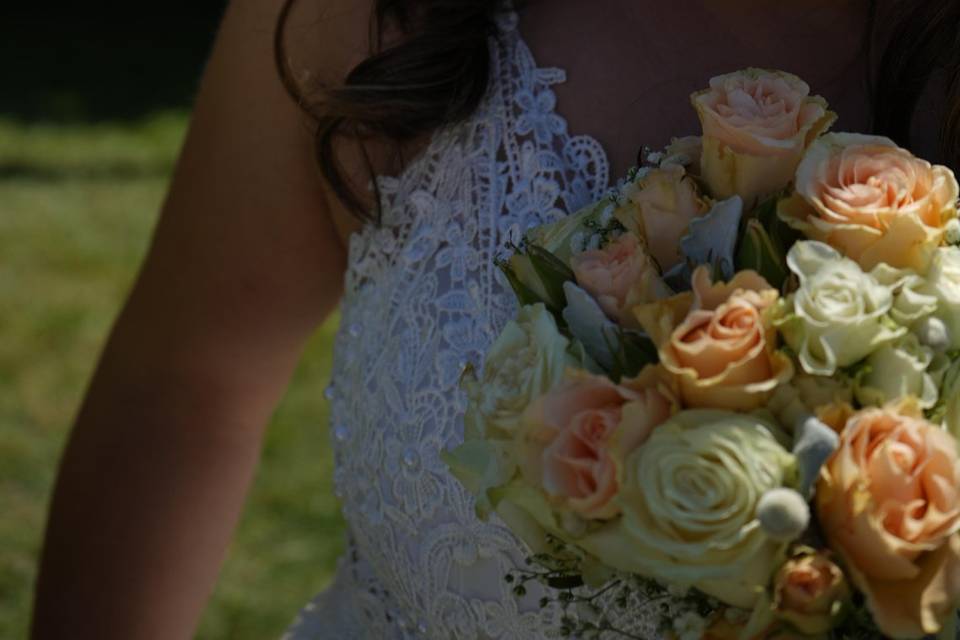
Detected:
left=283, top=9, right=672, bottom=639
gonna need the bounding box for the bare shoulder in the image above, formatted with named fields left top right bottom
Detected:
left=103, top=0, right=375, bottom=424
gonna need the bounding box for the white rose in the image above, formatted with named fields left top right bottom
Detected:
left=871, top=263, right=938, bottom=327
left=776, top=241, right=905, bottom=376
left=921, top=247, right=960, bottom=350
left=463, top=303, right=577, bottom=440
left=855, top=334, right=939, bottom=409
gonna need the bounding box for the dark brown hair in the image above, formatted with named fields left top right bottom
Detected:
left=276, top=0, right=960, bottom=222
left=275, top=0, right=507, bottom=222
left=870, top=0, right=960, bottom=167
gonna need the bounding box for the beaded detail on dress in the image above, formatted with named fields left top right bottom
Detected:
left=282, top=11, right=673, bottom=639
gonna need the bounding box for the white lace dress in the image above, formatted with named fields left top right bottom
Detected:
left=283, top=11, right=670, bottom=640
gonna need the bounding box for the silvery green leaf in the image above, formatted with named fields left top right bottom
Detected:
left=562, top=281, right=620, bottom=372
left=663, top=195, right=743, bottom=291
left=793, top=415, right=840, bottom=497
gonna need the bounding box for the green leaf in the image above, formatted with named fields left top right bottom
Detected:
left=737, top=218, right=790, bottom=289
left=497, top=259, right=546, bottom=308
left=526, top=243, right=576, bottom=311
left=610, top=330, right=659, bottom=381
left=758, top=193, right=801, bottom=249
left=928, top=353, right=960, bottom=428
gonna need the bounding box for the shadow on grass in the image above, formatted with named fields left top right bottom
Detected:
left=0, top=161, right=173, bottom=181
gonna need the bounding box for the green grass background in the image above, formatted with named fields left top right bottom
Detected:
left=0, top=113, right=345, bottom=638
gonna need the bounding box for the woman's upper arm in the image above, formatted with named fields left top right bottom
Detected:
left=106, top=0, right=367, bottom=428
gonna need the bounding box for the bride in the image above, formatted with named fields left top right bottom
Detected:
left=30, top=0, right=958, bottom=638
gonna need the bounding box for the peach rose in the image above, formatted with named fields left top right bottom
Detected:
left=635, top=266, right=793, bottom=410
left=570, top=233, right=671, bottom=328
left=692, top=68, right=836, bottom=207
left=816, top=401, right=960, bottom=637
left=614, top=164, right=710, bottom=270
left=779, top=133, right=960, bottom=272
left=772, top=549, right=850, bottom=635
left=520, top=367, right=675, bottom=520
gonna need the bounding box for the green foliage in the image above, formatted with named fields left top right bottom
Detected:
left=738, top=219, right=790, bottom=288
left=497, top=257, right=546, bottom=308
left=0, top=114, right=344, bottom=639
left=526, top=243, right=577, bottom=312
left=608, top=330, right=659, bottom=382
left=736, top=194, right=798, bottom=290
left=928, top=350, right=960, bottom=425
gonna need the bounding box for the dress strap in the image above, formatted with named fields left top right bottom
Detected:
left=494, top=2, right=519, bottom=35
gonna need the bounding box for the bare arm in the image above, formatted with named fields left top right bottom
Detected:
left=30, top=1, right=365, bottom=637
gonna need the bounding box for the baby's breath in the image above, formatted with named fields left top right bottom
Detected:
left=505, top=536, right=724, bottom=639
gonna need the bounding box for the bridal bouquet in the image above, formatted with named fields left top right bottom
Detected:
left=444, top=68, right=960, bottom=639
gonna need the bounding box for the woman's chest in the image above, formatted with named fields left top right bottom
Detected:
left=518, top=0, right=875, bottom=177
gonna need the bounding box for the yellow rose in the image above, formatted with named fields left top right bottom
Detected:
left=691, top=68, right=836, bottom=208
left=635, top=266, right=793, bottom=411
left=778, top=133, right=960, bottom=272
left=614, top=164, right=710, bottom=271
left=816, top=401, right=960, bottom=638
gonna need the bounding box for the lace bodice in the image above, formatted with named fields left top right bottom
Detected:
left=284, top=12, right=670, bottom=640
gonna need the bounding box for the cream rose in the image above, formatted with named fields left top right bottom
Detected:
left=778, top=133, right=960, bottom=272
left=519, top=368, right=675, bottom=520
left=570, top=233, right=671, bottom=328
left=921, top=246, right=960, bottom=350
left=462, top=303, right=578, bottom=440
left=768, top=372, right=855, bottom=432
left=635, top=266, right=793, bottom=411
left=772, top=548, right=850, bottom=635
left=582, top=410, right=796, bottom=608
left=776, top=241, right=905, bottom=376
left=855, top=334, right=939, bottom=409
left=613, top=164, right=710, bottom=271
left=660, top=135, right=703, bottom=174
left=816, top=402, right=960, bottom=638
left=692, top=68, right=835, bottom=207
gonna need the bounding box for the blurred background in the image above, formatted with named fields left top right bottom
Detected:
left=2, top=3, right=345, bottom=637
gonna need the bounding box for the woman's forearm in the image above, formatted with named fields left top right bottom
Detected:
left=30, top=349, right=271, bottom=639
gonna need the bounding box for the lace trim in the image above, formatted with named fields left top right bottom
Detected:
left=284, top=9, right=682, bottom=640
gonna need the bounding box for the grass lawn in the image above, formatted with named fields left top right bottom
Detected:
left=0, top=113, right=345, bottom=638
